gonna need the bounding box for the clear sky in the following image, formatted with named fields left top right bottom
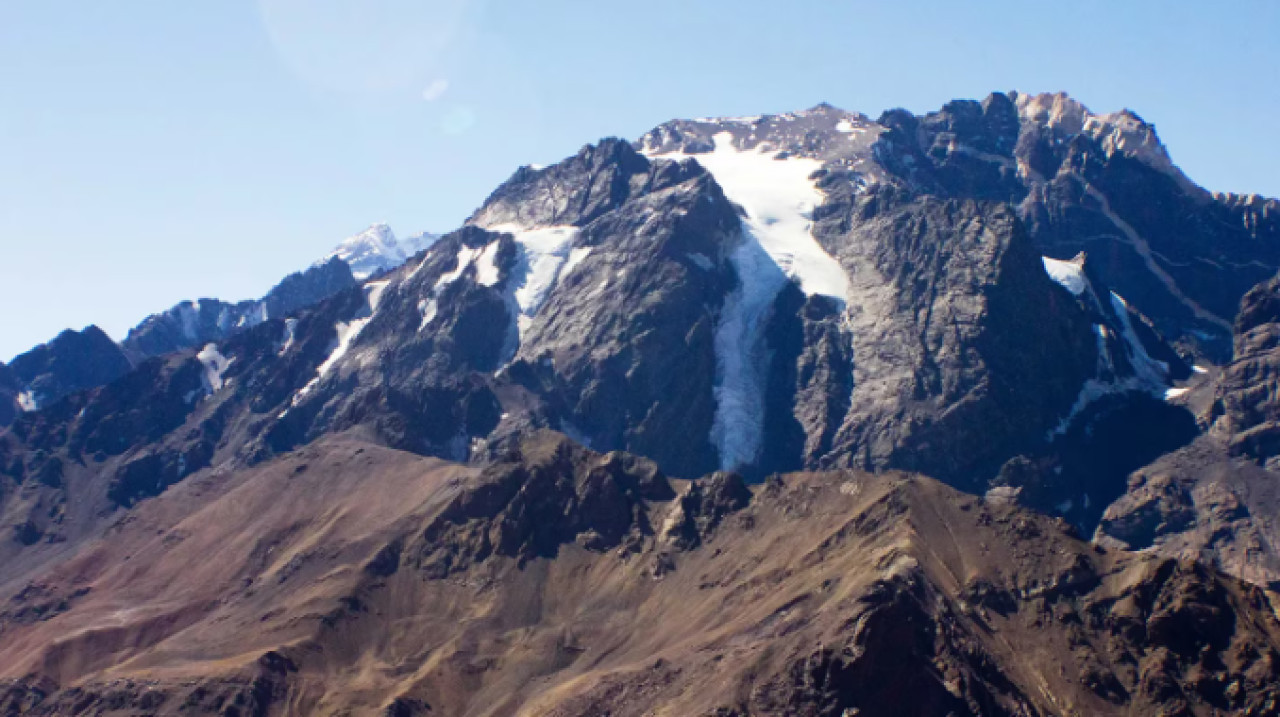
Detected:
left=2, top=0, right=1278, bottom=361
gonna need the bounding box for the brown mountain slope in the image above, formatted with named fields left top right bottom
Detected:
left=2, top=432, right=1279, bottom=716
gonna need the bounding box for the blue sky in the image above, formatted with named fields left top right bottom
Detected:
left=2, top=0, right=1278, bottom=361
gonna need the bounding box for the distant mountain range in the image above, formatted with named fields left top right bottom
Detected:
left=2, top=92, right=1279, bottom=716
left=0, top=223, right=437, bottom=419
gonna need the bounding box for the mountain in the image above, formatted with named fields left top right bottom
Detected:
left=320, top=222, right=440, bottom=281
left=2, top=91, right=1280, bottom=715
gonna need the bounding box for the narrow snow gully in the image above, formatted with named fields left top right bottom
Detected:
left=644, top=131, right=849, bottom=471
left=290, top=279, right=391, bottom=407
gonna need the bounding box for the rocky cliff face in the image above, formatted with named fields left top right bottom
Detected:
left=1097, top=270, right=1280, bottom=588
left=1214, top=272, right=1280, bottom=463
left=850, top=92, right=1280, bottom=363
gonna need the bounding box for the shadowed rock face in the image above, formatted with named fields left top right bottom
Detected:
left=1095, top=271, right=1280, bottom=589
left=0, top=258, right=357, bottom=435
left=0, top=362, right=19, bottom=428
left=877, top=92, right=1280, bottom=362
left=4, top=326, right=132, bottom=424
left=502, top=170, right=739, bottom=478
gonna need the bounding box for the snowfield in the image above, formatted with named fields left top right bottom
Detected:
left=645, top=131, right=849, bottom=302
left=196, top=343, right=233, bottom=393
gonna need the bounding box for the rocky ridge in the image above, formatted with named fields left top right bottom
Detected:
left=1, top=433, right=1278, bottom=716
left=120, top=256, right=358, bottom=361
left=2, top=326, right=132, bottom=426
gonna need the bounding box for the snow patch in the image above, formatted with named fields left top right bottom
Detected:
left=474, top=242, right=503, bottom=287
left=17, top=390, right=38, bottom=412
left=1164, top=386, right=1190, bottom=400
left=466, top=223, right=586, bottom=355
left=644, top=131, right=853, bottom=471
left=686, top=252, right=714, bottom=270
left=1109, top=291, right=1169, bottom=389
left=563, top=246, right=593, bottom=278
left=643, top=131, right=850, bottom=302
left=418, top=298, right=439, bottom=332
left=1049, top=292, right=1173, bottom=437
left=277, top=318, right=299, bottom=355
left=322, top=223, right=439, bottom=280
left=196, top=343, right=233, bottom=393
left=1050, top=378, right=1133, bottom=437
left=1042, top=256, right=1087, bottom=296
left=483, top=224, right=581, bottom=319
left=435, top=245, right=482, bottom=288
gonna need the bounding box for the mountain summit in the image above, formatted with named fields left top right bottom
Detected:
left=321, top=223, right=439, bottom=281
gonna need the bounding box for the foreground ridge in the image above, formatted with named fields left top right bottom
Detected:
left=2, top=432, right=1278, bottom=715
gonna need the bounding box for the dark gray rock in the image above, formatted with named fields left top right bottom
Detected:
left=508, top=162, right=740, bottom=478
left=122, top=257, right=355, bottom=360
left=1214, top=272, right=1280, bottom=463
left=0, top=362, right=18, bottom=428
left=864, top=92, right=1280, bottom=362
left=1096, top=271, right=1280, bottom=588
left=6, top=326, right=131, bottom=419
left=810, top=193, right=1099, bottom=485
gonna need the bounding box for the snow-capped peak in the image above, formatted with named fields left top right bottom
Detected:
left=321, top=223, right=439, bottom=280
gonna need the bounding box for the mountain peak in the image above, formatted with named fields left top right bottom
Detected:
left=322, top=223, right=439, bottom=281
left=1010, top=90, right=1206, bottom=198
